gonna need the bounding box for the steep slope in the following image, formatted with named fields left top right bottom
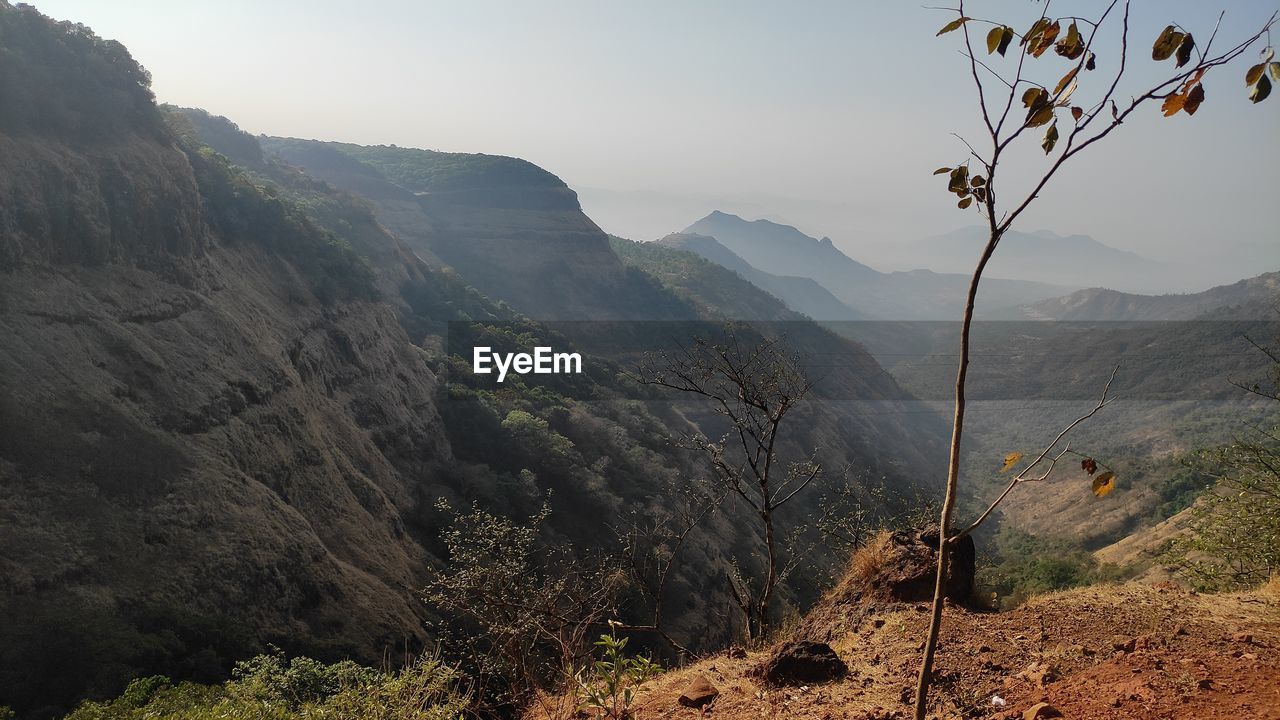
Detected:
left=1001, top=272, right=1280, bottom=321
left=261, top=138, right=686, bottom=322
left=0, top=9, right=455, bottom=714
left=684, top=212, right=1073, bottom=319
left=653, top=233, right=864, bottom=321
left=0, top=14, right=954, bottom=717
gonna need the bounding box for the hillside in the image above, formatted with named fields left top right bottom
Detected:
left=0, top=9, right=953, bottom=717
left=1000, top=272, right=1280, bottom=321
left=525, top=538, right=1280, bottom=720
left=684, top=212, right=1073, bottom=319
left=651, top=233, right=864, bottom=321
left=261, top=138, right=686, bottom=322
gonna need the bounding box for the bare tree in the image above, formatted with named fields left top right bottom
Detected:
left=916, top=3, right=1278, bottom=717
left=617, top=477, right=724, bottom=659
left=635, top=329, right=821, bottom=641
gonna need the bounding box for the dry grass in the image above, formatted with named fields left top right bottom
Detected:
left=1264, top=573, right=1280, bottom=599
left=844, top=530, right=893, bottom=590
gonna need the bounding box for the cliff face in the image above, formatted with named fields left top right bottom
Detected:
left=263, top=138, right=688, bottom=321
left=0, top=8, right=454, bottom=712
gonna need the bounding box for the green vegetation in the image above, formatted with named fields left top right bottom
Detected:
left=1150, top=465, right=1213, bottom=522
left=573, top=626, right=661, bottom=720
left=1158, top=332, right=1280, bottom=591
left=977, top=526, right=1129, bottom=609
left=608, top=237, right=799, bottom=321
left=336, top=144, right=566, bottom=193
left=0, top=4, right=161, bottom=140
left=166, top=112, right=379, bottom=305
left=1161, top=433, right=1280, bottom=591
left=62, top=649, right=467, bottom=720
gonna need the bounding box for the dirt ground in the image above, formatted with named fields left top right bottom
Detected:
left=526, top=582, right=1280, bottom=719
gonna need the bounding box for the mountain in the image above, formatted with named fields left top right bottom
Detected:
left=999, top=272, right=1280, bottom=321
left=0, top=8, right=947, bottom=716
left=684, top=212, right=1072, bottom=319
left=874, top=226, right=1175, bottom=294
left=261, top=138, right=686, bottom=322
left=652, top=233, right=864, bottom=321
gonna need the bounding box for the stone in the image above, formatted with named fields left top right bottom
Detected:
left=677, top=675, right=719, bottom=708
left=1022, top=702, right=1063, bottom=719
left=757, top=641, right=849, bottom=686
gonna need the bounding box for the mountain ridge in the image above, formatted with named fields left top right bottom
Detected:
left=683, top=211, right=1075, bottom=319
left=1000, top=271, right=1280, bottom=321
left=652, top=232, right=864, bottom=321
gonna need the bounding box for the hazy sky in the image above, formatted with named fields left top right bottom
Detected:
left=32, top=0, right=1279, bottom=285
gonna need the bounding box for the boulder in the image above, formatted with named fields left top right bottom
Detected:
left=756, top=640, right=848, bottom=686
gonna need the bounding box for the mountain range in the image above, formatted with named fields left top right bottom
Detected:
left=868, top=226, right=1174, bottom=294
left=998, top=272, right=1280, bottom=321
left=682, top=211, right=1074, bottom=319
left=652, top=232, right=864, bottom=321
left=2, top=5, right=1277, bottom=718
left=0, top=10, right=943, bottom=716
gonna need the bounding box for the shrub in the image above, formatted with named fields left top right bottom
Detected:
left=62, top=652, right=467, bottom=720
left=573, top=624, right=661, bottom=720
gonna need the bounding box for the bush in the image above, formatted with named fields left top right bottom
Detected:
left=62, top=652, right=467, bottom=720
left=1161, top=432, right=1280, bottom=591
left=977, top=527, right=1128, bottom=608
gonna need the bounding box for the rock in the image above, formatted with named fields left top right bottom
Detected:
left=757, top=641, right=849, bottom=686
left=1111, top=636, right=1137, bottom=653
left=677, top=674, right=719, bottom=708
left=853, top=526, right=976, bottom=603
left=1231, top=632, right=1254, bottom=644
left=1018, top=661, right=1058, bottom=687
left=1022, top=702, right=1063, bottom=719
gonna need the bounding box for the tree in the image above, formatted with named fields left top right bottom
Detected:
left=635, top=328, right=821, bottom=642
left=916, top=4, right=1278, bottom=718
left=1162, top=333, right=1280, bottom=590
left=423, top=501, right=620, bottom=714
left=617, top=476, right=724, bottom=658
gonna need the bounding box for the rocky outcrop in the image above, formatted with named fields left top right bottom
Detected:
left=0, top=9, right=458, bottom=713
left=755, top=641, right=849, bottom=686
left=786, top=527, right=975, bottom=645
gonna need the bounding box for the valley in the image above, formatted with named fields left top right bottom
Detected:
left=1, top=2, right=1278, bottom=719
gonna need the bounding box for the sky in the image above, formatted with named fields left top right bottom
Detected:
left=31, top=0, right=1279, bottom=289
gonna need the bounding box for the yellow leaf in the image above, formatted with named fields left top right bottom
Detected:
left=1092, top=471, right=1116, bottom=498
left=1054, top=67, right=1079, bottom=96
left=937, top=16, right=970, bottom=36
left=987, top=26, right=1004, bottom=55
left=1000, top=451, right=1023, bottom=472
